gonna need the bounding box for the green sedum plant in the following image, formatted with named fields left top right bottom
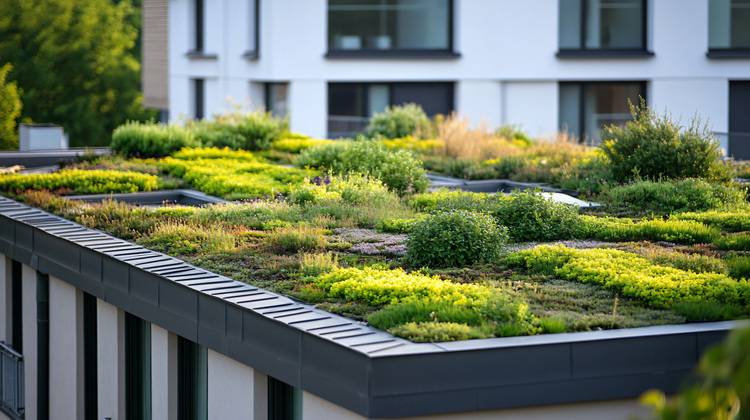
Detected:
left=673, top=210, right=750, bottom=233
left=365, top=104, right=433, bottom=139
left=406, top=210, right=508, bottom=268
left=579, top=215, right=719, bottom=244
left=0, top=169, right=159, bottom=194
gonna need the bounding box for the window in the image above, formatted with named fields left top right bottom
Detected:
left=10, top=260, right=22, bottom=353
left=245, top=0, right=260, bottom=58
left=266, top=83, right=289, bottom=118
left=559, top=82, right=645, bottom=144
left=327, top=0, right=452, bottom=54
left=37, top=272, right=49, bottom=420
left=193, top=79, right=205, bottom=120
left=268, top=377, right=301, bottom=420
left=178, top=337, right=207, bottom=420
left=559, top=0, right=647, bottom=52
left=328, top=82, right=453, bottom=137
left=83, top=293, right=97, bottom=420
left=194, top=0, right=204, bottom=52
left=125, top=313, right=151, bottom=420
left=709, top=0, right=750, bottom=53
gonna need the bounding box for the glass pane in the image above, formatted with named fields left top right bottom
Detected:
left=559, top=0, right=583, bottom=48
left=732, top=0, right=750, bottom=47
left=267, top=83, right=289, bottom=118
left=368, top=84, right=389, bottom=116
left=248, top=0, right=258, bottom=52
left=709, top=0, right=731, bottom=48
left=583, top=83, right=643, bottom=144
left=328, top=0, right=449, bottom=50
left=390, top=83, right=453, bottom=116
left=328, top=83, right=369, bottom=138
left=585, top=0, right=643, bottom=49
left=559, top=84, right=582, bottom=139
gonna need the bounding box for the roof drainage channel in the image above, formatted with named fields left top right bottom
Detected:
left=0, top=195, right=742, bottom=419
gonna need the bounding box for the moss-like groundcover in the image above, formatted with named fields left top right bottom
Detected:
left=2, top=106, right=749, bottom=344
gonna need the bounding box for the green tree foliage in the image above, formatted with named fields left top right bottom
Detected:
left=0, top=0, right=152, bottom=146
left=0, top=63, right=21, bottom=149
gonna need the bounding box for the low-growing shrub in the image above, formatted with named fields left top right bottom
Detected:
left=672, top=301, right=745, bottom=322
left=271, top=137, right=334, bottom=154
left=410, top=189, right=495, bottom=213
left=579, top=216, right=719, bottom=244
left=379, top=137, right=443, bottom=153
left=296, top=140, right=428, bottom=195
left=388, top=322, right=483, bottom=342
left=726, top=255, right=750, bottom=280
left=406, top=210, right=508, bottom=268
left=139, top=222, right=236, bottom=255
left=601, top=179, right=747, bottom=215
left=492, top=191, right=581, bottom=242
left=672, top=210, right=750, bottom=233
left=376, top=216, right=425, bottom=233
left=265, top=226, right=327, bottom=254
left=111, top=122, right=196, bottom=158
left=0, top=169, right=159, bottom=194
left=714, top=233, right=750, bottom=251
left=600, top=102, right=727, bottom=183
left=288, top=175, right=398, bottom=208
left=190, top=112, right=286, bottom=151
left=365, top=104, right=433, bottom=139
left=507, top=245, right=750, bottom=309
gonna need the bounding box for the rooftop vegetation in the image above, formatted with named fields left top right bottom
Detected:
left=2, top=105, right=749, bottom=345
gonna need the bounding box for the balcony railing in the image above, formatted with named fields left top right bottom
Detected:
left=0, top=342, right=24, bottom=419
left=713, top=132, right=750, bottom=160
left=327, top=115, right=370, bottom=139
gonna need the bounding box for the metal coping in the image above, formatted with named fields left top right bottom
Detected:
left=0, top=195, right=742, bottom=418
left=0, top=148, right=110, bottom=168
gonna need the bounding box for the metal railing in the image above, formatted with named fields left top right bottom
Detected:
left=0, top=342, right=24, bottom=419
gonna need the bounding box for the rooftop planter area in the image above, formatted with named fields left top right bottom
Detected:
left=1, top=105, right=749, bottom=417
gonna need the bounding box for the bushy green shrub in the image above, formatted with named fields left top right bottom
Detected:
left=365, top=104, right=432, bottom=139
left=492, top=191, right=581, bottom=242
left=406, top=210, right=508, bottom=268
left=0, top=169, right=159, bottom=194
left=600, top=102, right=726, bottom=182
left=296, top=140, right=428, bottom=195
left=111, top=122, right=196, bottom=157
left=507, top=245, right=750, bottom=309
left=190, top=112, right=286, bottom=151
left=288, top=175, right=398, bottom=207
left=601, top=179, right=747, bottom=215
left=0, top=63, right=22, bottom=150
left=579, top=215, right=719, bottom=244
left=139, top=222, right=236, bottom=255
left=714, top=233, right=750, bottom=251
left=672, top=210, right=750, bottom=233
left=410, top=189, right=496, bottom=213
left=265, top=226, right=327, bottom=253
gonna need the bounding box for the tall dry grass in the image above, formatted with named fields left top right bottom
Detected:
left=437, top=115, right=521, bottom=161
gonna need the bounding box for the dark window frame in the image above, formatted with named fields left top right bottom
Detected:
left=178, top=336, right=208, bottom=420
left=83, top=292, right=98, bottom=420
left=268, top=376, right=301, bottom=420
left=559, top=80, right=648, bottom=143
left=37, top=272, right=49, bottom=420
left=707, top=0, right=750, bottom=58
left=193, top=79, right=205, bottom=121
left=243, top=0, right=262, bottom=60
left=125, top=313, right=152, bottom=420
left=557, top=0, right=652, bottom=57
left=325, top=0, right=459, bottom=59
left=195, top=0, right=204, bottom=52
left=10, top=260, right=22, bottom=353
left=264, top=82, right=290, bottom=118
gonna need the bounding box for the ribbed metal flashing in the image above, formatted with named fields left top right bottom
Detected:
left=0, top=195, right=740, bottom=418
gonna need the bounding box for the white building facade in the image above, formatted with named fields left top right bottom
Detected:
left=144, top=0, right=750, bottom=155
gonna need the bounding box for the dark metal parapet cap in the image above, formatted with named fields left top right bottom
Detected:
left=0, top=195, right=742, bottom=418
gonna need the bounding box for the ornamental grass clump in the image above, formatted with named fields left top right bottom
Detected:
left=0, top=169, right=159, bottom=194
left=139, top=222, right=236, bottom=255
left=111, top=122, right=196, bottom=158
left=507, top=245, right=750, bottom=310
left=406, top=210, right=508, bottom=268
left=265, top=226, right=327, bottom=254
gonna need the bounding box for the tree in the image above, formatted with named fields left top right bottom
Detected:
left=0, top=63, right=22, bottom=150
left=0, top=0, right=153, bottom=147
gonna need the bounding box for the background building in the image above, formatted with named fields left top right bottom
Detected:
left=143, top=0, right=750, bottom=154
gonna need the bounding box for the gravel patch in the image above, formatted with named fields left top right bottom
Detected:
left=331, top=228, right=407, bottom=256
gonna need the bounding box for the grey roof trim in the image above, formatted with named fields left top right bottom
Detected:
left=0, top=148, right=110, bottom=168
left=0, top=195, right=742, bottom=418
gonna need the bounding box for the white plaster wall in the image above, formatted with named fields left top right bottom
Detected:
left=302, top=392, right=651, bottom=420
left=152, top=324, right=177, bottom=420
left=456, top=81, right=502, bottom=129
left=97, top=299, right=125, bottom=420
left=207, top=349, right=265, bottom=420
left=650, top=79, right=729, bottom=132
left=289, top=80, right=327, bottom=138
left=49, top=276, right=83, bottom=419
left=502, top=82, right=559, bottom=138
left=20, top=265, right=37, bottom=420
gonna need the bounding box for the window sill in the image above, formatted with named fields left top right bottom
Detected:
left=242, top=50, right=259, bottom=61
left=325, top=50, right=461, bottom=60
left=186, top=50, right=219, bottom=60
left=706, top=49, right=750, bottom=59
left=556, top=49, right=654, bottom=58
